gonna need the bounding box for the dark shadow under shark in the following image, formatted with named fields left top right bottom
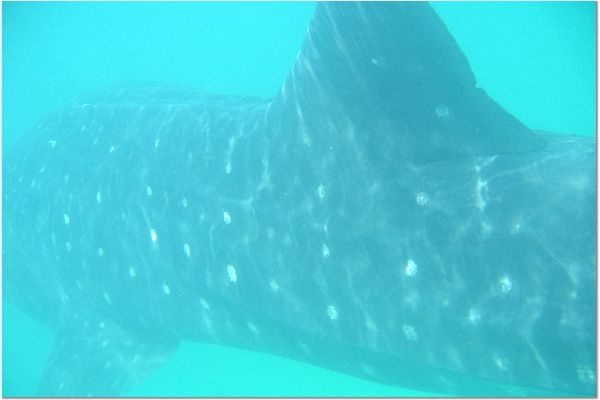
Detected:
left=3, top=2, right=596, bottom=396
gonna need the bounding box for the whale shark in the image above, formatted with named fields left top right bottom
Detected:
left=3, top=1, right=596, bottom=397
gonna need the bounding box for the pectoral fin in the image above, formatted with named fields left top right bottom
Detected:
left=38, top=314, right=179, bottom=397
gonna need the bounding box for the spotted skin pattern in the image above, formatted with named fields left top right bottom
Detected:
left=4, top=2, right=596, bottom=397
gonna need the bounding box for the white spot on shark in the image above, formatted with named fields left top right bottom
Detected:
left=225, top=162, right=232, bottom=174
left=577, top=366, right=595, bottom=383
left=227, top=264, right=237, bottom=283
left=499, top=275, right=512, bottom=294
left=48, top=139, right=57, bottom=148
left=162, top=283, right=171, bottom=295
left=493, top=355, right=509, bottom=371
left=63, top=213, right=70, bottom=225
left=326, top=305, right=338, bottom=320
left=97, top=247, right=104, bottom=257
left=317, top=184, right=326, bottom=199
left=322, top=243, right=330, bottom=258
left=510, top=218, right=522, bottom=234
left=183, top=243, right=191, bottom=258
left=150, top=228, right=158, bottom=243
left=223, top=211, right=232, bottom=225
left=129, top=268, right=136, bottom=278
left=181, top=198, right=188, bottom=208
left=511, top=223, right=521, bottom=234
left=96, top=191, right=102, bottom=203
left=468, top=308, right=481, bottom=324
left=415, top=192, right=429, bottom=206
left=146, top=186, right=153, bottom=197
left=405, top=259, right=418, bottom=276
left=65, top=241, right=72, bottom=252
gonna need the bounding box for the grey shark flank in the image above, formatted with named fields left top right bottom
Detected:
left=3, top=2, right=596, bottom=396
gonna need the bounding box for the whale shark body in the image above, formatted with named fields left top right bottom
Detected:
left=4, top=2, right=596, bottom=396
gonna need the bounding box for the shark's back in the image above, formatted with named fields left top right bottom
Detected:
left=4, top=85, right=269, bottom=324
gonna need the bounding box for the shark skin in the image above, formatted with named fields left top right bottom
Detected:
left=3, top=2, right=596, bottom=397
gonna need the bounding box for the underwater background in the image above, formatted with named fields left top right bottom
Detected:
left=2, top=1, right=596, bottom=397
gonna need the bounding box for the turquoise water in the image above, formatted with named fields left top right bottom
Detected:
left=2, top=1, right=596, bottom=397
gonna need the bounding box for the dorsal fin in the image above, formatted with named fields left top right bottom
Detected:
left=270, top=2, right=545, bottom=163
